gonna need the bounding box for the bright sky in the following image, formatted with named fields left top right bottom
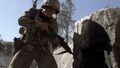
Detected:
left=0, top=0, right=120, bottom=41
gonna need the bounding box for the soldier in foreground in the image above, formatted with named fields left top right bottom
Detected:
left=8, top=0, right=72, bottom=68
left=73, top=20, right=112, bottom=68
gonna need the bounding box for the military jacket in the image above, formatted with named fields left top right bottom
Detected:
left=18, top=8, right=58, bottom=47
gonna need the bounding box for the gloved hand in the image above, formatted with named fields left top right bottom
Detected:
left=19, top=26, right=26, bottom=35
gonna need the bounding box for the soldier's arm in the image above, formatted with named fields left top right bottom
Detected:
left=103, top=32, right=112, bottom=54
left=94, top=36, right=112, bottom=54
left=18, top=8, right=38, bottom=27
left=104, top=42, right=112, bottom=55
left=48, top=20, right=59, bottom=48
left=18, top=16, right=35, bottom=27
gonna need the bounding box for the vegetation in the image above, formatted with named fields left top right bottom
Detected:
left=0, top=37, right=13, bottom=57
left=57, top=0, right=75, bottom=44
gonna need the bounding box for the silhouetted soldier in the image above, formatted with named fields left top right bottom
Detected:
left=73, top=20, right=112, bottom=68
left=8, top=0, right=60, bottom=68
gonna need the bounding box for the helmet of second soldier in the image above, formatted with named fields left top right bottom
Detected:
left=42, top=0, right=60, bottom=14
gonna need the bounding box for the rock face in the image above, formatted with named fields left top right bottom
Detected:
left=74, top=8, right=120, bottom=68
left=54, top=45, right=73, bottom=68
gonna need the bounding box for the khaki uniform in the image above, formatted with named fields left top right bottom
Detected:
left=8, top=8, right=58, bottom=68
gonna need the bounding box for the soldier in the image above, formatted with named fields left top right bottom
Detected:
left=8, top=0, right=61, bottom=68
left=73, top=20, right=112, bottom=68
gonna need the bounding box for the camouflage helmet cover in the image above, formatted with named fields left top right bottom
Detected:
left=42, top=0, right=60, bottom=13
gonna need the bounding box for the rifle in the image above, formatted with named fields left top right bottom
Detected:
left=56, top=35, right=73, bottom=54
left=48, top=27, right=72, bottom=54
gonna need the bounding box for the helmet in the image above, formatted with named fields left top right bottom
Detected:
left=25, top=8, right=38, bottom=17
left=42, top=0, right=60, bottom=14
